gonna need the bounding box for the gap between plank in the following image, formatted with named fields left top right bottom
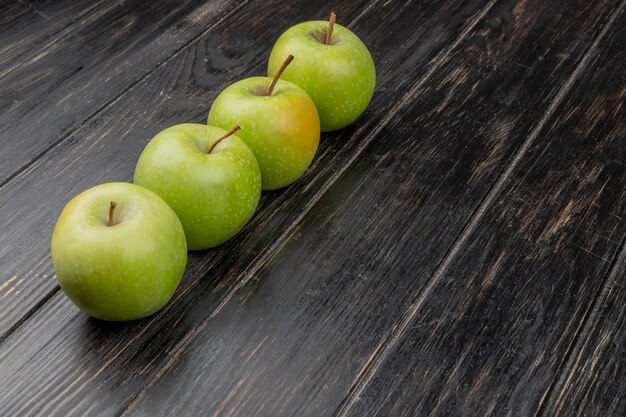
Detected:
left=114, top=1, right=502, bottom=415
left=331, top=1, right=626, bottom=416
left=534, top=234, right=626, bottom=417
left=0, top=286, right=60, bottom=345
left=0, top=0, right=251, bottom=192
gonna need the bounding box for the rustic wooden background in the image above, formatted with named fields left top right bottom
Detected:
left=0, top=0, right=624, bottom=416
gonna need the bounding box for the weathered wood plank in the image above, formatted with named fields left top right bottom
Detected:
left=541, top=246, right=626, bottom=417
left=537, top=29, right=626, bottom=414
left=0, top=0, right=493, bottom=415
left=107, top=1, right=623, bottom=416
left=0, top=0, right=240, bottom=185
left=338, top=6, right=626, bottom=417
left=0, top=0, right=107, bottom=77
left=1, top=2, right=622, bottom=417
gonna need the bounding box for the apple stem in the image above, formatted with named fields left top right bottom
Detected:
left=208, top=125, right=241, bottom=153
left=267, top=54, right=294, bottom=96
left=325, top=12, right=336, bottom=45
left=107, top=201, right=117, bottom=227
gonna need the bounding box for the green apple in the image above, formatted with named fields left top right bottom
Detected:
left=51, top=182, right=187, bottom=321
left=134, top=123, right=261, bottom=250
left=268, top=12, right=375, bottom=132
left=208, top=55, right=320, bottom=190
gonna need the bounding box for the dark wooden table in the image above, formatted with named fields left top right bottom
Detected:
left=1, top=0, right=625, bottom=416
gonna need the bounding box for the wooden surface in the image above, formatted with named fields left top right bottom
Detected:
left=0, top=1, right=624, bottom=416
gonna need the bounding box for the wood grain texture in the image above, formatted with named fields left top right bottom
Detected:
left=0, top=0, right=494, bottom=415
left=114, top=1, right=623, bottom=416
left=536, top=26, right=626, bottom=416
left=0, top=1, right=624, bottom=417
left=339, top=5, right=626, bottom=416
left=0, top=0, right=107, bottom=76
left=542, top=247, right=626, bottom=417
left=0, top=0, right=238, bottom=185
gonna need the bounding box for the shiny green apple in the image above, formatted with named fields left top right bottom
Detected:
left=134, top=123, right=261, bottom=250
left=208, top=56, right=320, bottom=190
left=268, top=13, right=375, bottom=132
left=51, top=182, right=187, bottom=321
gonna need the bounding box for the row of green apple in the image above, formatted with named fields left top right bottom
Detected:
left=51, top=13, right=375, bottom=321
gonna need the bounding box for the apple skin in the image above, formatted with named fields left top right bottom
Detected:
left=208, top=77, right=320, bottom=190
left=51, top=182, right=187, bottom=321
left=134, top=124, right=261, bottom=250
left=268, top=21, right=375, bottom=132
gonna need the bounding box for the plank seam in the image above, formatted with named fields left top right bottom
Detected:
left=0, top=286, right=60, bottom=345
left=331, top=1, right=626, bottom=415
left=534, top=234, right=626, bottom=417
left=0, top=0, right=252, bottom=192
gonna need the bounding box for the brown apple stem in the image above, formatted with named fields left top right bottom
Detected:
left=267, top=54, right=294, bottom=96
left=325, top=12, right=336, bottom=45
left=107, top=201, right=117, bottom=226
left=208, top=125, right=241, bottom=153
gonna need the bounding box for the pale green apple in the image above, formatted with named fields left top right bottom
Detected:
left=134, top=123, right=261, bottom=250
left=208, top=66, right=320, bottom=190
left=51, top=182, right=187, bottom=321
left=268, top=14, right=375, bottom=132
